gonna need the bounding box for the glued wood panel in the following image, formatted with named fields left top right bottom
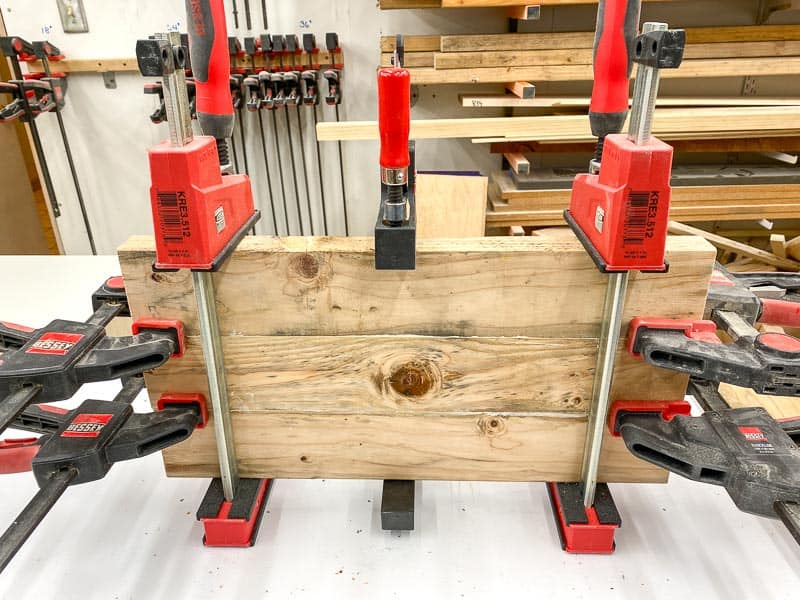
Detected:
left=119, top=235, right=715, bottom=482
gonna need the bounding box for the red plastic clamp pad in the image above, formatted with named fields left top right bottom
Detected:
left=105, top=276, right=125, bottom=291
left=131, top=319, right=185, bottom=358
left=709, top=269, right=735, bottom=287
left=627, top=317, right=720, bottom=358
left=608, top=400, right=692, bottom=437
left=0, top=438, right=39, bottom=474
left=548, top=483, right=617, bottom=554
left=157, top=393, right=208, bottom=429
left=201, top=479, right=271, bottom=547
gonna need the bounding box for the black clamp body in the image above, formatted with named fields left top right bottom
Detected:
left=375, top=141, right=416, bottom=270
left=32, top=397, right=201, bottom=487
left=616, top=407, right=800, bottom=518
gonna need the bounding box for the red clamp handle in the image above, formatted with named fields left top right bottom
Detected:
left=588, top=0, right=641, bottom=137
left=378, top=68, right=411, bottom=170
left=185, top=0, right=234, bottom=140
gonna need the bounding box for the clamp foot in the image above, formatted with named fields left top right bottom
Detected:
left=547, top=482, right=620, bottom=554
left=197, top=477, right=272, bottom=547
left=381, top=479, right=415, bottom=530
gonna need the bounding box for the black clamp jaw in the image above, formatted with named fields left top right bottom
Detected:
left=0, top=277, right=183, bottom=434
left=630, top=264, right=800, bottom=396
left=612, top=403, right=800, bottom=519
left=375, top=141, right=416, bottom=270
left=323, top=34, right=343, bottom=107
left=0, top=375, right=206, bottom=573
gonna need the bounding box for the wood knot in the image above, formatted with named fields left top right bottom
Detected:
left=387, top=360, right=441, bottom=401
left=290, top=253, right=320, bottom=279
left=477, top=415, right=507, bottom=437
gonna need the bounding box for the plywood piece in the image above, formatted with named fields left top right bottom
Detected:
left=415, top=174, right=488, bottom=239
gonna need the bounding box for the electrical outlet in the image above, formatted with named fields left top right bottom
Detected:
left=56, top=0, right=89, bottom=33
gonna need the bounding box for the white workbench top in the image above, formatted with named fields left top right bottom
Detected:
left=0, top=256, right=797, bottom=600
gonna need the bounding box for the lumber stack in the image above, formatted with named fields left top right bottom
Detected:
left=486, top=170, right=800, bottom=229
left=379, top=25, right=800, bottom=85
left=118, top=235, right=715, bottom=483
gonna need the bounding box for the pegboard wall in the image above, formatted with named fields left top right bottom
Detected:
left=0, top=0, right=793, bottom=254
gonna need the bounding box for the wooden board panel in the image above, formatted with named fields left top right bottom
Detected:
left=143, top=336, right=689, bottom=415
left=157, top=412, right=665, bottom=482
left=316, top=107, right=800, bottom=142
left=119, top=236, right=715, bottom=339
left=119, top=235, right=715, bottom=482
left=415, top=173, right=488, bottom=238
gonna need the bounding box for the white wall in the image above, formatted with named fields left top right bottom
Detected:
left=1, top=0, right=797, bottom=254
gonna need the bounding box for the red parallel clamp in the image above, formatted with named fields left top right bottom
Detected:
left=0, top=438, right=40, bottom=474
left=607, top=400, right=692, bottom=437
left=157, top=393, right=208, bottom=429
left=627, top=317, right=719, bottom=358
left=131, top=319, right=185, bottom=358
left=547, top=482, right=620, bottom=554
left=197, top=478, right=273, bottom=547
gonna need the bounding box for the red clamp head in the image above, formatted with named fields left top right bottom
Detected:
left=131, top=319, right=185, bottom=358
left=157, top=393, right=208, bottom=428
left=608, top=400, right=692, bottom=437
left=627, top=317, right=720, bottom=358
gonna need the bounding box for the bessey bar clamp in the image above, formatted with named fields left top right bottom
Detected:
left=628, top=316, right=800, bottom=396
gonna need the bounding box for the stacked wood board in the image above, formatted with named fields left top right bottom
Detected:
left=316, top=106, right=800, bottom=143
left=487, top=170, right=800, bottom=229
left=118, top=234, right=715, bottom=482
left=379, top=26, right=800, bottom=84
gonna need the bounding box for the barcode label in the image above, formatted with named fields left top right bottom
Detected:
left=157, top=192, right=183, bottom=244
left=623, top=192, right=650, bottom=246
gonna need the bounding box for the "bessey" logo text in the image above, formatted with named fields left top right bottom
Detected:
left=26, top=332, right=84, bottom=356
left=739, top=426, right=768, bottom=443
left=61, top=414, right=113, bottom=438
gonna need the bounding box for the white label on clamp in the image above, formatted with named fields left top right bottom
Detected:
left=215, top=207, right=226, bottom=233
left=594, top=206, right=605, bottom=234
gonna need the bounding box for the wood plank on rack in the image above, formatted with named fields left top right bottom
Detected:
left=316, top=107, right=800, bottom=142
left=407, top=57, right=800, bottom=85
left=434, top=41, right=800, bottom=70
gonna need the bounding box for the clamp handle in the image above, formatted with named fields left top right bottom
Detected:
left=377, top=67, right=411, bottom=173
left=588, top=0, right=641, bottom=139
left=184, top=0, right=234, bottom=141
